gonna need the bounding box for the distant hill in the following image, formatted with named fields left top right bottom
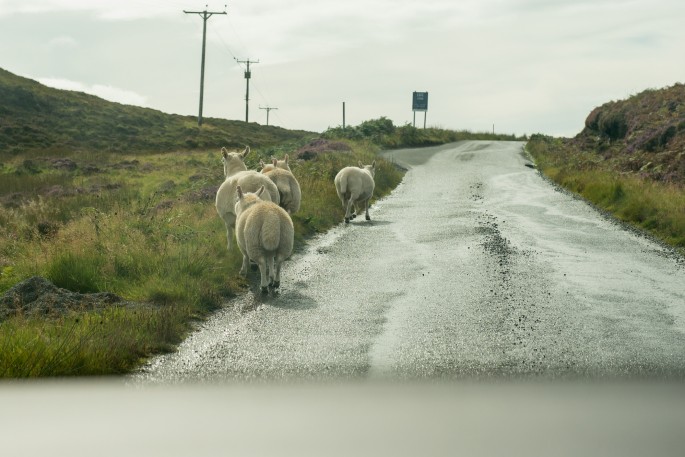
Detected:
left=570, top=83, right=685, bottom=183
left=0, top=68, right=314, bottom=155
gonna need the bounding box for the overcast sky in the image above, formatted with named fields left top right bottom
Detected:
left=0, top=0, right=683, bottom=136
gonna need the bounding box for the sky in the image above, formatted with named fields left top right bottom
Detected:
left=0, top=0, right=684, bottom=136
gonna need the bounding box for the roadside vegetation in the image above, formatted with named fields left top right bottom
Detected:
left=0, top=137, right=406, bottom=377
left=323, top=116, right=524, bottom=148
left=526, top=83, right=685, bottom=253
left=0, top=66, right=521, bottom=378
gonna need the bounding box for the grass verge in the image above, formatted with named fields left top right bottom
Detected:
left=526, top=135, right=685, bottom=253
left=1, top=118, right=516, bottom=378
left=0, top=138, right=402, bottom=377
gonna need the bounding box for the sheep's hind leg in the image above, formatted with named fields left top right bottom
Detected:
left=239, top=254, right=250, bottom=277
left=345, top=198, right=355, bottom=223
left=267, top=257, right=276, bottom=288
left=258, top=259, right=269, bottom=294
left=364, top=199, right=371, bottom=221
left=224, top=224, right=234, bottom=251
left=272, top=259, right=283, bottom=289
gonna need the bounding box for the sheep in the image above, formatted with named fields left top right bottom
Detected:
left=259, top=159, right=276, bottom=173
left=259, top=155, right=301, bottom=215
left=215, top=146, right=280, bottom=251
left=334, top=160, right=376, bottom=223
left=259, top=154, right=292, bottom=173
left=234, top=185, right=294, bottom=294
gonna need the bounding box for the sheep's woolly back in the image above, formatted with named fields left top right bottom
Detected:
left=334, top=162, right=376, bottom=223
left=264, top=168, right=301, bottom=214
left=216, top=170, right=280, bottom=222
left=260, top=210, right=282, bottom=252
left=334, top=166, right=375, bottom=202
left=236, top=200, right=294, bottom=258
left=259, top=155, right=291, bottom=173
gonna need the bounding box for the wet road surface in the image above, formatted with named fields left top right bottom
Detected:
left=135, top=141, right=685, bottom=382
left=7, top=141, right=685, bottom=457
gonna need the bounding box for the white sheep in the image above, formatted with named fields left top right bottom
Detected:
left=259, top=154, right=292, bottom=173
left=235, top=185, right=294, bottom=293
left=215, top=146, right=280, bottom=251
left=334, top=160, right=376, bottom=223
left=259, top=155, right=301, bottom=214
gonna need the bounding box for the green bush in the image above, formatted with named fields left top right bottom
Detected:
left=323, top=118, right=524, bottom=149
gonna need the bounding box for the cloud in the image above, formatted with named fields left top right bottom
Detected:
left=0, top=0, right=180, bottom=20
left=219, top=0, right=475, bottom=65
left=47, top=35, right=77, bottom=48
left=37, top=77, right=149, bottom=107
left=2, top=0, right=684, bottom=137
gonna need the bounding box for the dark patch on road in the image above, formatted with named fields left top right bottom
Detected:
left=469, top=182, right=484, bottom=202
left=476, top=212, right=553, bottom=376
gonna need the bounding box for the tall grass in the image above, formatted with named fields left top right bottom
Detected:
left=0, top=139, right=403, bottom=378
left=0, top=306, right=190, bottom=377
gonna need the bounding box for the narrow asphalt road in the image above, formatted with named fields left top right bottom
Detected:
left=135, top=141, right=685, bottom=382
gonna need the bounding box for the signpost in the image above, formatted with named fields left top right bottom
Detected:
left=412, top=91, right=428, bottom=128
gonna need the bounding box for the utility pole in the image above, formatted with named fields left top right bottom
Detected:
left=342, top=102, right=346, bottom=129
left=184, top=6, right=227, bottom=127
left=259, top=106, right=278, bottom=126
left=236, top=58, right=259, bottom=122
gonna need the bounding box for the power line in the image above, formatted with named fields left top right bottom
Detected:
left=208, top=19, right=239, bottom=61
left=235, top=58, right=259, bottom=123
left=259, top=106, right=278, bottom=126
left=206, top=18, right=281, bottom=124
left=183, top=6, right=227, bottom=127
left=204, top=12, right=284, bottom=126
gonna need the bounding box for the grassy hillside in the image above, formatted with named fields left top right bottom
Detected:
left=0, top=69, right=408, bottom=377
left=0, top=67, right=313, bottom=155
left=573, top=83, right=685, bottom=183
left=527, top=83, right=685, bottom=251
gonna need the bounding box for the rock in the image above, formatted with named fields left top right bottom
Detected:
left=50, top=158, right=78, bottom=171
left=294, top=139, right=352, bottom=160
left=185, top=185, right=219, bottom=202
left=0, top=276, right=129, bottom=321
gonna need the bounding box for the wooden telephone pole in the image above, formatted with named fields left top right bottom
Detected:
left=184, top=6, right=227, bottom=127
left=236, top=58, right=259, bottom=122
left=259, top=106, right=278, bottom=126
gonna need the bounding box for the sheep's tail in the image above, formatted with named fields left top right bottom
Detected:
left=338, top=175, right=347, bottom=196
left=261, top=212, right=281, bottom=252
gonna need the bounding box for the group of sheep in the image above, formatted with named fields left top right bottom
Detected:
left=214, top=145, right=376, bottom=294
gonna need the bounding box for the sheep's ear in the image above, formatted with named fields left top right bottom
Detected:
left=284, top=154, right=289, bottom=165
left=259, top=159, right=265, bottom=168
left=272, top=158, right=278, bottom=166
left=221, top=147, right=228, bottom=159
left=241, top=145, right=250, bottom=158
left=236, top=185, right=244, bottom=199
left=358, top=161, right=364, bottom=168
left=255, top=185, right=265, bottom=197
left=371, top=160, right=376, bottom=168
